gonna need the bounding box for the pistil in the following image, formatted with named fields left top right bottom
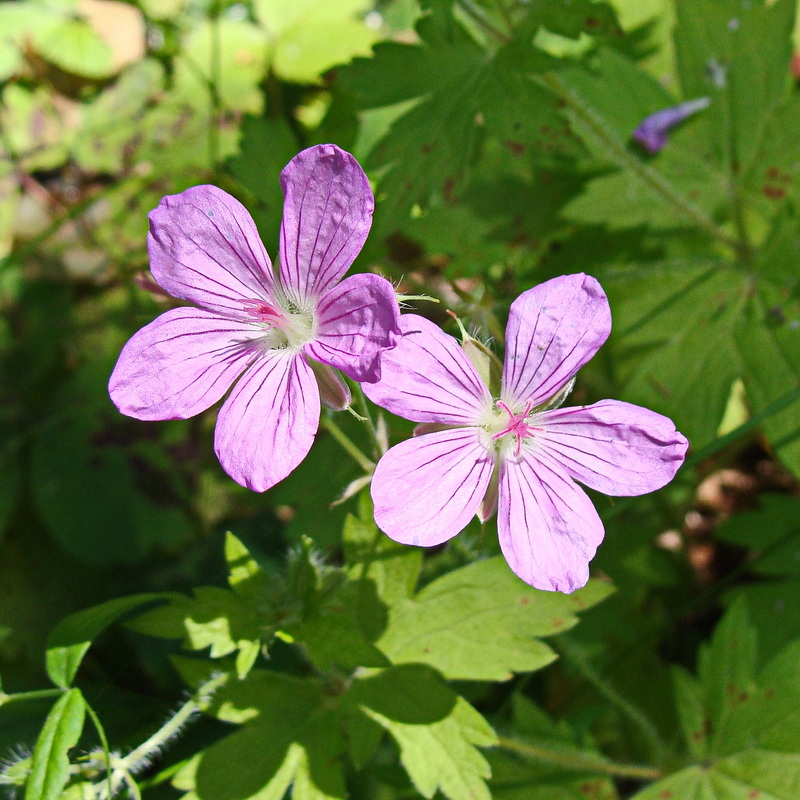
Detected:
left=491, top=399, right=542, bottom=457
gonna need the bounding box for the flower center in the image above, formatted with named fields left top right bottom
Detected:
left=488, top=400, right=542, bottom=458
left=241, top=297, right=316, bottom=350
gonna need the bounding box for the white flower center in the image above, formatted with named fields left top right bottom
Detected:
left=242, top=297, right=316, bottom=351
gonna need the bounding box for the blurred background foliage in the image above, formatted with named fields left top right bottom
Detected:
left=2, top=0, right=800, bottom=798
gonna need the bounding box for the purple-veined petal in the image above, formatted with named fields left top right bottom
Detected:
left=371, top=428, right=495, bottom=546
left=148, top=185, right=274, bottom=318
left=502, top=273, right=611, bottom=409
left=278, top=144, right=373, bottom=302
left=214, top=351, right=320, bottom=492
left=108, top=307, right=260, bottom=421
left=362, top=315, right=491, bottom=424
left=498, top=454, right=604, bottom=593
left=535, top=400, right=688, bottom=496
left=305, top=273, right=400, bottom=383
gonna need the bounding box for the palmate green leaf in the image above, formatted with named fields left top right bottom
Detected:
left=347, top=664, right=496, bottom=800
left=128, top=586, right=264, bottom=679
left=722, top=580, right=800, bottom=666
left=601, top=260, right=800, bottom=470
left=635, top=601, right=800, bottom=800
left=376, top=557, right=614, bottom=681
left=24, top=688, right=85, bottom=800
left=674, top=0, right=795, bottom=173
left=173, top=672, right=347, bottom=800
left=556, top=47, right=729, bottom=232
left=47, top=593, right=174, bottom=688
left=337, top=8, right=584, bottom=230
left=365, top=697, right=495, bottom=800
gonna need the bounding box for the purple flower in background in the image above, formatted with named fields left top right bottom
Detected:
left=109, top=144, right=400, bottom=492
left=633, top=97, right=710, bottom=153
left=364, top=274, right=688, bottom=593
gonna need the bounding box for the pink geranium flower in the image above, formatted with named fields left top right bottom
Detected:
left=364, top=274, right=688, bottom=593
left=109, top=144, right=400, bottom=492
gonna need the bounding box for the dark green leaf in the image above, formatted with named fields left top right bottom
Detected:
left=47, top=593, right=173, bottom=688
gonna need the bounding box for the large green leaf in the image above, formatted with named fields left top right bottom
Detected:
left=376, top=557, right=614, bottom=681
left=362, top=693, right=496, bottom=800
left=173, top=672, right=347, bottom=800
left=674, top=0, right=795, bottom=172
left=557, top=47, right=729, bottom=232
left=25, top=689, right=85, bottom=800
left=337, top=8, right=585, bottom=231
left=602, top=260, right=800, bottom=471
left=634, top=601, right=800, bottom=799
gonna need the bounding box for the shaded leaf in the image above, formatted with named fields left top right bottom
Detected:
left=47, top=593, right=173, bottom=688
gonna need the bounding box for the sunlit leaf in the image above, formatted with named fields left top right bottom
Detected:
left=377, top=557, right=614, bottom=681
left=253, top=0, right=376, bottom=84
left=25, top=689, right=85, bottom=800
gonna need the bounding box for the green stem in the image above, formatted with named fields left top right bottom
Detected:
left=84, top=702, right=113, bottom=800
left=554, top=635, right=665, bottom=763
left=103, top=673, right=228, bottom=797
left=541, top=72, right=743, bottom=257
left=0, top=688, right=64, bottom=706
left=353, top=382, right=384, bottom=459
left=208, top=0, right=222, bottom=170
left=496, top=736, right=663, bottom=781
left=320, top=415, right=375, bottom=473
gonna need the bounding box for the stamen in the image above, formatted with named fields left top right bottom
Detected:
left=491, top=399, right=541, bottom=457
left=241, top=298, right=284, bottom=327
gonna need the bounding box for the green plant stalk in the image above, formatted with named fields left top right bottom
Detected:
left=496, top=736, right=663, bottom=781
left=541, top=72, right=744, bottom=257
left=104, top=673, right=229, bottom=797
left=84, top=702, right=113, bottom=800
left=321, top=415, right=375, bottom=473
left=554, top=634, right=665, bottom=763
left=0, top=688, right=64, bottom=706
left=352, top=381, right=384, bottom=459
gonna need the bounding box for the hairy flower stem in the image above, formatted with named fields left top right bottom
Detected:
left=100, top=673, right=228, bottom=799
left=496, top=736, right=663, bottom=781
left=554, top=635, right=665, bottom=764
left=541, top=72, right=744, bottom=258
left=321, top=415, right=375, bottom=473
